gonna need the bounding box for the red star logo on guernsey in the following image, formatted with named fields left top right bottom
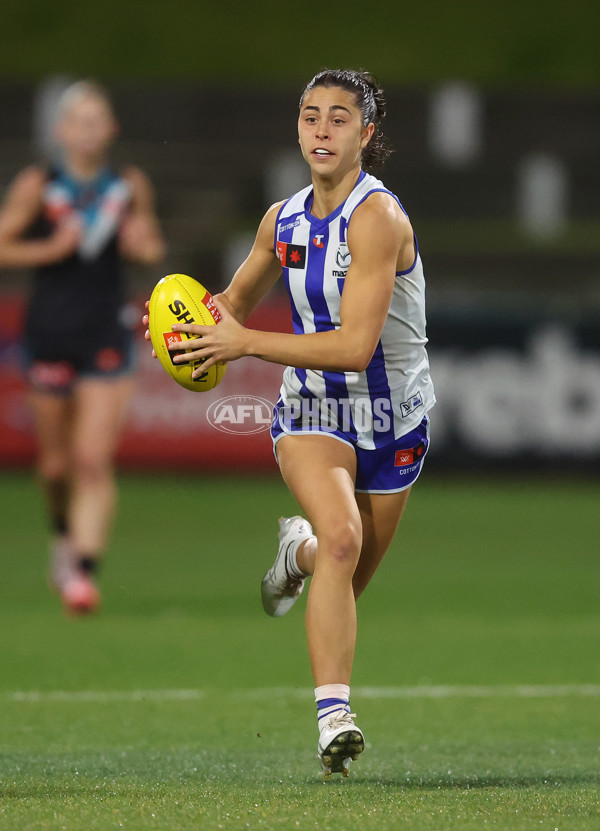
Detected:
left=290, top=249, right=301, bottom=264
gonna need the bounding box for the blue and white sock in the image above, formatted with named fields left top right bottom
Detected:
left=315, top=684, right=351, bottom=730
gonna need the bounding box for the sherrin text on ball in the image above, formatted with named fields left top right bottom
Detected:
left=148, top=273, right=227, bottom=392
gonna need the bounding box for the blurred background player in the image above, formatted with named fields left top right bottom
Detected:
left=147, top=69, right=434, bottom=776
left=0, top=79, right=165, bottom=614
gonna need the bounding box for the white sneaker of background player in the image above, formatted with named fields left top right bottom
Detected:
left=48, top=535, right=78, bottom=592
left=317, top=710, right=365, bottom=778
left=48, top=535, right=101, bottom=614
left=261, top=516, right=312, bottom=617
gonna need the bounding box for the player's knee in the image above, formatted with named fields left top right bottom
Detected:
left=72, top=447, right=112, bottom=484
left=317, top=519, right=362, bottom=571
left=37, top=453, right=69, bottom=482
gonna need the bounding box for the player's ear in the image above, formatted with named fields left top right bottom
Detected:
left=360, top=123, right=375, bottom=150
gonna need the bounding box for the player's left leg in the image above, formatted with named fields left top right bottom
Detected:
left=350, top=414, right=430, bottom=597
left=68, top=375, right=133, bottom=575
left=352, top=488, right=412, bottom=599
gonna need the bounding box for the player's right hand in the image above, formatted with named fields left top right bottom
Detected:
left=142, top=301, right=157, bottom=358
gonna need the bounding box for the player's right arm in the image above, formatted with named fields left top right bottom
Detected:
left=0, top=167, right=80, bottom=268
left=215, top=202, right=283, bottom=322
left=142, top=201, right=282, bottom=353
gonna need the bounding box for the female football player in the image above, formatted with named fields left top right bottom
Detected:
left=0, top=80, right=165, bottom=614
left=146, top=69, right=434, bottom=776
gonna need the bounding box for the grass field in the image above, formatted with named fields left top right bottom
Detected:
left=1, top=471, right=599, bottom=830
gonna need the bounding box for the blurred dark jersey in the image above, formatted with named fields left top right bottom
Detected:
left=25, top=166, right=131, bottom=356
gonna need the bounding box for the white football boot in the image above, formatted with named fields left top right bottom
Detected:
left=261, top=516, right=312, bottom=617
left=318, top=711, right=365, bottom=779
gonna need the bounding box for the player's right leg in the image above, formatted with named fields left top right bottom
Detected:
left=275, top=433, right=361, bottom=684
left=273, top=433, right=365, bottom=776
left=28, top=390, right=76, bottom=593
left=285, top=488, right=413, bottom=600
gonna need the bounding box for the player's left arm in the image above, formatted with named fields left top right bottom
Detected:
left=334, top=192, right=414, bottom=367
left=173, top=192, right=412, bottom=374
left=119, top=166, right=166, bottom=264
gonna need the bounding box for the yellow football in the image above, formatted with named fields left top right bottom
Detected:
left=148, top=273, right=227, bottom=392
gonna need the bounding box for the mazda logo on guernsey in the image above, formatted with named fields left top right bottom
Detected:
left=336, top=245, right=351, bottom=269
left=207, top=396, right=274, bottom=435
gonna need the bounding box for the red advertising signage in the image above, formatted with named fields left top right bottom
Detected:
left=0, top=292, right=293, bottom=471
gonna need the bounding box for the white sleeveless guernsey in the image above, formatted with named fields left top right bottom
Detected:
left=273, top=170, right=435, bottom=451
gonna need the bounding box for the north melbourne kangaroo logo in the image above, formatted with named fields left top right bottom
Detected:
left=336, top=245, right=351, bottom=270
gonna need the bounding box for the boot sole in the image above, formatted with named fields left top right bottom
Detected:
left=319, top=730, right=365, bottom=778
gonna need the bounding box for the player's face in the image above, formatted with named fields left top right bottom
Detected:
left=56, top=95, right=118, bottom=161
left=298, top=86, right=374, bottom=177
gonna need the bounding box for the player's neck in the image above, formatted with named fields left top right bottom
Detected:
left=63, top=154, right=107, bottom=182
left=310, top=167, right=362, bottom=219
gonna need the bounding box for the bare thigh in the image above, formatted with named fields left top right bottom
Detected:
left=29, top=391, right=73, bottom=477
left=71, top=376, right=134, bottom=467
left=276, top=433, right=363, bottom=685
left=277, top=434, right=414, bottom=597
left=276, top=434, right=360, bottom=549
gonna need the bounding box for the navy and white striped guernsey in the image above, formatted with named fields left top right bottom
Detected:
left=271, top=170, right=435, bottom=452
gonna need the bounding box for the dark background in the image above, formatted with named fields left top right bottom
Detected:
left=1, top=0, right=599, bottom=470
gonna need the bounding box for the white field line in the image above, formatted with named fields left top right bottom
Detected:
left=3, top=684, right=600, bottom=704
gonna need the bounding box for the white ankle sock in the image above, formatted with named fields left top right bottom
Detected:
left=315, top=684, right=351, bottom=728
left=287, top=534, right=316, bottom=578
left=315, top=684, right=350, bottom=702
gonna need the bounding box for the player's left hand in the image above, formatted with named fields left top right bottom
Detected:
left=169, top=298, right=248, bottom=375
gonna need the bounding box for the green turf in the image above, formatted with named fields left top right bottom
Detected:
left=0, top=472, right=599, bottom=830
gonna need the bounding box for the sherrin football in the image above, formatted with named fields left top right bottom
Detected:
left=149, top=273, right=227, bottom=392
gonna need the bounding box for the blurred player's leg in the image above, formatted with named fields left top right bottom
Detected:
left=69, top=375, right=133, bottom=564
left=30, top=390, right=72, bottom=532
left=29, top=390, right=75, bottom=590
